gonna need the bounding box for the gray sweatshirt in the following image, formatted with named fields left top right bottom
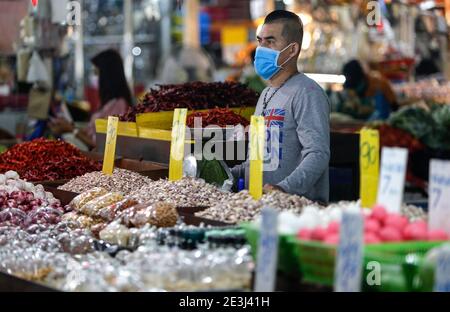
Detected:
left=231, top=73, right=331, bottom=203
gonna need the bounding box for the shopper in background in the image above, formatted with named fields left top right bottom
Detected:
left=50, top=49, right=132, bottom=150
left=342, top=59, right=398, bottom=121
left=231, top=10, right=331, bottom=203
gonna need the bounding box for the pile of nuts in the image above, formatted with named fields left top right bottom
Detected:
left=196, top=190, right=315, bottom=223
left=262, top=191, right=315, bottom=214
left=58, top=169, right=151, bottom=194
left=129, top=178, right=229, bottom=207
left=196, top=191, right=261, bottom=223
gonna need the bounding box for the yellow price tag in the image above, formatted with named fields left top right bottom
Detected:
left=102, top=116, right=119, bottom=175
left=249, top=116, right=266, bottom=200
left=169, top=108, right=188, bottom=181
left=360, top=128, right=380, bottom=208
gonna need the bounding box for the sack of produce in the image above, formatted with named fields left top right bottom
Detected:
left=81, top=192, right=124, bottom=216
left=97, top=197, right=139, bottom=221
left=62, top=211, right=95, bottom=228
left=70, top=187, right=108, bottom=210
left=90, top=222, right=108, bottom=239
left=99, top=221, right=131, bottom=246
left=122, top=202, right=178, bottom=228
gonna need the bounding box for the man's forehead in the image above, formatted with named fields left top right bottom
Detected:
left=257, top=23, right=284, bottom=38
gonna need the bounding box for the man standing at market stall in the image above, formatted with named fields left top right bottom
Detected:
left=231, top=10, right=330, bottom=203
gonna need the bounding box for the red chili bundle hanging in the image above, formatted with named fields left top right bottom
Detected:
left=0, top=138, right=102, bottom=181
left=186, top=108, right=250, bottom=128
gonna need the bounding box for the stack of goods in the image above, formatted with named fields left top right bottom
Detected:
left=58, top=168, right=152, bottom=194
left=375, top=124, right=424, bottom=153
left=186, top=108, right=250, bottom=128
left=393, top=79, right=450, bottom=104
left=196, top=190, right=315, bottom=223
left=0, top=222, right=253, bottom=291
left=120, top=81, right=259, bottom=122
left=59, top=173, right=229, bottom=209
left=0, top=138, right=101, bottom=181
left=156, top=225, right=247, bottom=250
left=388, top=105, right=450, bottom=151
left=280, top=203, right=446, bottom=245
left=0, top=171, right=67, bottom=229
left=63, top=187, right=180, bottom=239
left=249, top=201, right=429, bottom=237
left=128, top=178, right=230, bottom=207
left=298, top=206, right=448, bottom=245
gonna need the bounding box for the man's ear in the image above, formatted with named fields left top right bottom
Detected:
left=293, top=42, right=301, bottom=55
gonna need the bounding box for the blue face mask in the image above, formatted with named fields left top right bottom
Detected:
left=254, top=43, right=294, bottom=80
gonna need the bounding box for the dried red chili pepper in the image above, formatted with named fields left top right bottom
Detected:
left=119, top=81, right=259, bottom=122
left=186, top=108, right=250, bottom=128
left=0, top=138, right=102, bottom=182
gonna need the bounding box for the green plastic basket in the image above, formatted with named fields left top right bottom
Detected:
left=289, top=238, right=337, bottom=287
left=363, top=241, right=444, bottom=292
left=288, top=236, right=444, bottom=291
left=241, top=223, right=300, bottom=275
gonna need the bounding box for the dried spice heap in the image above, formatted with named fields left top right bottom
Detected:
left=186, top=108, right=250, bottom=128
left=120, top=81, right=259, bottom=121
left=0, top=138, right=102, bottom=182
left=58, top=168, right=151, bottom=194
left=196, top=190, right=314, bottom=223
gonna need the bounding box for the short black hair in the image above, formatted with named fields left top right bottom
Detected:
left=342, top=59, right=366, bottom=90
left=264, top=10, right=303, bottom=47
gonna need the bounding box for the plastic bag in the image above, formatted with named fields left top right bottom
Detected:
left=122, top=202, right=178, bottom=228
left=27, top=51, right=50, bottom=85
left=70, top=188, right=108, bottom=211
left=81, top=192, right=124, bottom=216
left=99, top=221, right=131, bottom=246
left=97, top=198, right=139, bottom=221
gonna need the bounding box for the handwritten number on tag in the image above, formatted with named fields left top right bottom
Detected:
left=361, top=141, right=376, bottom=170
left=431, top=187, right=442, bottom=210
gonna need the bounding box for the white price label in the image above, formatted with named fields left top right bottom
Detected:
left=429, top=160, right=450, bottom=235
left=434, top=245, right=450, bottom=292
left=377, top=147, right=408, bottom=213
left=335, top=211, right=364, bottom=292
left=254, top=207, right=279, bottom=292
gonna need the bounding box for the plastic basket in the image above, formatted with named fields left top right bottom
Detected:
left=241, top=223, right=300, bottom=275
left=289, top=239, right=337, bottom=287
left=363, top=241, right=444, bottom=292
left=289, top=237, right=444, bottom=290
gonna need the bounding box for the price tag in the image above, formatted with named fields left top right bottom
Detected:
left=359, top=128, right=380, bottom=208
left=434, top=245, right=450, bottom=292
left=377, top=147, right=408, bottom=213
left=335, top=211, right=364, bottom=292
left=169, top=108, right=188, bottom=181
left=429, top=160, right=450, bottom=234
left=254, top=207, right=279, bottom=292
left=249, top=116, right=265, bottom=200
left=102, top=116, right=119, bottom=175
